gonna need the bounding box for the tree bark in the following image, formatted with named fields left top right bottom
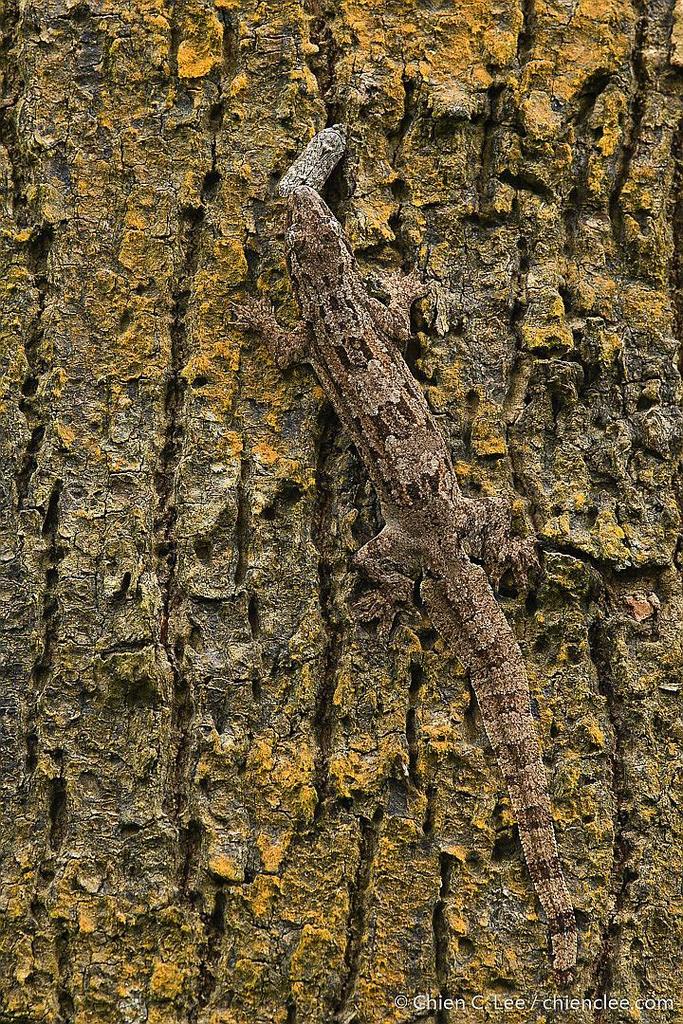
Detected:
left=0, top=0, right=682, bottom=1022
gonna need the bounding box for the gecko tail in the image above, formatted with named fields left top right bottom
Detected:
left=550, top=914, right=579, bottom=980
left=421, top=566, right=578, bottom=976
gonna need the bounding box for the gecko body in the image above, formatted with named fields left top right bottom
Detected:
left=235, top=129, right=577, bottom=976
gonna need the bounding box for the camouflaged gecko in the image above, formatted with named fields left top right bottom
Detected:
left=233, top=126, right=577, bottom=977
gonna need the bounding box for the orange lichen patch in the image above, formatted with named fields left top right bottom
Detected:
left=211, top=238, right=250, bottom=287
left=597, top=329, right=622, bottom=364
left=248, top=875, right=282, bottom=919
left=54, top=421, right=77, bottom=449
left=519, top=90, right=563, bottom=140
left=181, top=349, right=240, bottom=416
left=595, top=88, right=628, bottom=157
left=208, top=853, right=243, bottom=882
left=176, top=9, right=224, bottom=79
left=541, top=513, right=572, bottom=544
left=227, top=71, right=250, bottom=102
left=246, top=736, right=318, bottom=821
left=256, top=834, right=290, bottom=874
left=219, top=429, right=244, bottom=459
left=290, top=924, right=345, bottom=1003
left=251, top=441, right=281, bottom=467
left=149, top=960, right=185, bottom=1000
left=594, top=507, right=630, bottom=563
left=78, top=904, right=98, bottom=935
left=453, top=460, right=475, bottom=484
left=520, top=319, right=574, bottom=352
left=581, top=719, right=607, bottom=749
left=328, top=748, right=380, bottom=798
left=421, top=716, right=464, bottom=757
left=117, top=229, right=169, bottom=282
left=471, top=415, right=508, bottom=457
left=620, top=282, right=672, bottom=333
left=331, top=665, right=356, bottom=709
left=346, top=193, right=398, bottom=249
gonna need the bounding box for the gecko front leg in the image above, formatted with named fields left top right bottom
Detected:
left=351, top=521, right=418, bottom=639
left=368, top=268, right=428, bottom=343
left=232, top=297, right=311, bottom=369
left=464, top=496, right=539, bottom=590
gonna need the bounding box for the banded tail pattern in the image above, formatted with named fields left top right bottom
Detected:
left=422, top=556, right=577, bottom=976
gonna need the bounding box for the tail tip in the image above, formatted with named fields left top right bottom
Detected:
left=551, top=924, right=578, bottom=983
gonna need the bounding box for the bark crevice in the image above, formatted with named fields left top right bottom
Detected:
left=23, top=478, right=63, bottom=780
left=155, top=202, right=204, bottom=849
left=608, top=6, right=649, bottom=241
left=586, top=614, right=637, bottom=1009
left=433, top=852, right=456, bottom=1024
left=311, top=402, right=345, bottom=820
left=331, top=807, right=383, bottom=1023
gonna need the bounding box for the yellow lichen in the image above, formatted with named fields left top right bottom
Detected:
left=150, top=961, right=185, bottom=1000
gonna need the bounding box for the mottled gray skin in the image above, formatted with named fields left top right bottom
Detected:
left=278, top=125, right=348, bottom=197
left=234, top=147, right=577, bottom=976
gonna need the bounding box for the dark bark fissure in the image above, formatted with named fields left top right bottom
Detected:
left=608, top=4, right=649, bottom=242
left=330, top=806, right=383, bottom=1022
left=505, top=236, right=540, bottom=521
left=471, top=84, right=508, bottom=219
left=16, top=223, right=55, bottom=511
left=303, top=0, right=343, bottom=126
left=387, top=72, right=421, bottom=258
left=585, top=614, right=636, bottom=1010
left=233, top=454, right=251, bottom=588
left=48, top=748, right=67, bottom=854
left=207, top=10, right=240, bottom=187
left=433, top=852, right=456, bottom=1024
left=422, top=782, right=437, bottom=836
left=2, top=3, right=61, bottom=787
left=406, top=660, right=424, bottom=791
left=56, top=924, right=75, bottom=1023
left=168, top=0, right=183, bottom=82
left=516, top=0, right=537, bottom=65
left=191, top=887, right=227, bottom=1020
left=23, top=478, right=64, bottom=780
left=310, top=403, right=345, bottom=820
left=671, top=118, right=683, bottom=364
left=156, top=203, right=203, bottom=835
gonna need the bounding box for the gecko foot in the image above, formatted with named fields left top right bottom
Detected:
left=231, top=296, right=277, bottom=333
left=350, top=575, right=413, bottom=641
left=482, top=533, right=540, bottom=591
left=379, top=267, right=429, bottom=311
left=467, top=496, right=539, bottom=590
left=368, top=267, right=429, bottom=343
left=506, top=535, right=540, bottom=588
left=231, top=297, right=310, bottom=369
left=351, top=588, right=399, bottom=641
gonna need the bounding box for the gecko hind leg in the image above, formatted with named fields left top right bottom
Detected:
left=232, top=296, right=310, bottom=369
left=351, top=522, right=418, bottom=640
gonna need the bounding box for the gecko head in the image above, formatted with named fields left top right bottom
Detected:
left=285, top=185, right=345, bottom=262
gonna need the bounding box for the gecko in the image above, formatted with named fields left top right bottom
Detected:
left=233, top=126, right=578, bottom=977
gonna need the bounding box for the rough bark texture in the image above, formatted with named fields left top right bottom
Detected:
left=0, top=1, right=682, bottom=1023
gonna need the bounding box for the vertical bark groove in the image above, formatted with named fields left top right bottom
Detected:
left=433, top=853, right=455, bottom=1024
left=311, top=403, right=345, bottom=819
left=332, top=807, right=384, bottom=1023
